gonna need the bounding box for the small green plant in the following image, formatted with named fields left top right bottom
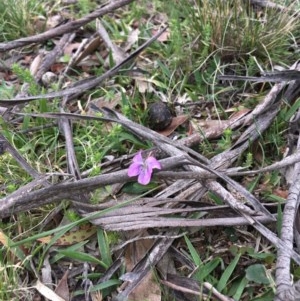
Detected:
left=217, top=128, right=233, bottom=151
left=77, top=0, right=97, bottom=16
left=0, top=82, right=15, bottom=99
left=11, top=63, right=39, bottom=96
left=0, top=152, right=31, bottom=196
left=0, top=0, right=45, bottom=41
left=65, top=209, right=81, bottom=222
left=244, top=152, right=253, bottom=168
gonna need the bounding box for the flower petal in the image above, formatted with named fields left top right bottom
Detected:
left=127, top=162, right=142, bottom=177
left=132, top=150, right=143, bottom=164
left=145, top=156, right=161, bottom=170
left=137, top=166, right=152, bottom=185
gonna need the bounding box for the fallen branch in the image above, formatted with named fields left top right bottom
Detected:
left=0, top=0, right=135, bottom=52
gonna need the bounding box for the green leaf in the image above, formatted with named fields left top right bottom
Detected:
left=208, top=192, right=224, bottom=205
left=284, top=99, right=300, bottom=121
left=196, top=258, right=222, bottom=282
left=73, top=279, right=120, bottom=296
left=3, top=231, right=26, bottom=262
left=97, top=229, right=112, bottom=267
left=184, top=235, right=222, bottom=282
left=50, top=241, right=88, bottom=264
left=184, top=235, right=202, bottom=266
left=122, top=182, right=158, bottom=194
left=57, top=250, right=108, bottom=268
left=248, top=252, right=275, bottom=264
left=217, top=252, right=241, bottom=292
left=245, top=264, right=270, bottom=284
left=231, top=276, right=248, bottom=300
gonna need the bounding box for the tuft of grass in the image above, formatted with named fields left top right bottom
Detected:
left=186, top=0, right=300, bottom=65
left=0, top=0, right=46, bottom=41
left=0, top=263, right=33, bottom=300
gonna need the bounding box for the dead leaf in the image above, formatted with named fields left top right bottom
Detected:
left=50, top=63, right=65, bottom=73
left=41, top=254, right=53, bottom=289
left=190, top=109, right=250, bottom=139
left=74, top=36, right=102, bottom=66
left=89, top=93, right=122, bottom=111
left=64, top=43, right=81, bottom=57
left=91, top=290, right=103, bottom=301
left=123, top=28, right=140, bottom=52
left=0, top=230, right=24, bottom=263
left=46, top=15, right=64, bottom=30
left=191, top=119, right=229, bottom=139
left=77, top=55, right=102, bottom=69
left=123, top=231, right=161, bottom=301
left=228, top=108, right=250, bottom=123
left=55, top=269, right=70, bottom=301
left=20, top=55, right=33, bottom=66
left=128, top=272, right=161, bottom=301
left=37, top=225, right=97, bottom=246
left=151, top=28, right=170, bottom=42
left=96, top=19, right=127, bottom=66
left=157, top=115, right=189, bottom=136
left=272, top=188, right=288, bottom=199
left=0, top=230, right=10, bottom=247
left=30, top=53, right=43, bottom=76
left=35, top=280, right=66, bottom=301
left=134, top=77, right=154, bottom=93
left=32, top=16, right=47, bottom=32
left=175, top=93, right=192, bottom=105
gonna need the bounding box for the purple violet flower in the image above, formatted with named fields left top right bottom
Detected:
left=127, top=151, right=161, bottom=185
